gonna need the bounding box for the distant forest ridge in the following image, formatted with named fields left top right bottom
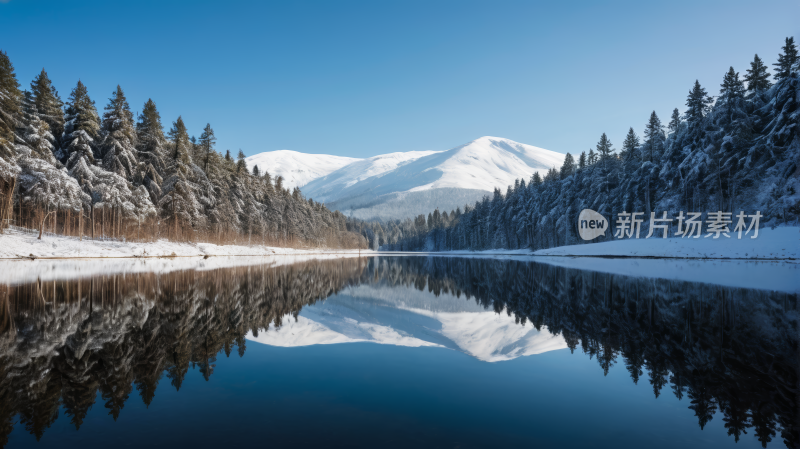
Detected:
left=384, top=37, right=799, bottom=252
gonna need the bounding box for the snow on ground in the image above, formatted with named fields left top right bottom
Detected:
left=533, top=226, right=799, bottom=259
left=399, top=227, right=798, bottom=260
left=0, top=228, right=373, bottom=284
left=375, top=227, right=800, bottom=293
left=0, top=228, right=371, bottom=260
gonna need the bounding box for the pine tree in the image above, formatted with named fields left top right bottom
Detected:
left=596, top=133, right=613, bottom=160
left=744, top=54, right=771, bottom=92
left=135, top=99, right=166, bottom=202
left=236, top=150, right=247, bottom=173
left=588, top=149, right=597, bottom=165
left=578, top=151, right=587, bottom=169
left=686, top=80, right=712, bottom=124
left=167, top=116, right=191, bottom=165
left=224, top=149, right=232, bottom=163
left=99, top=86, right=138, bottom=180
left=719, top=67, right=746, bottom=125
left=667, top=108, right=681, bottom=134
left=772, top=37, right=798, bottom=81
left=160, top=116, right=200, bottom=238
left=560, top=153, right=575, bottom=179
left=18, top=91, right=56, bottom=162
left=62, top=80, right=100, bottom=168
left=198, top=123, right=216, bottom=172
left=643, top=112, right=665, bottom=162
left=621, top=127, right=640, bottom=161
left=0, top=50, right=21, bottom=162
left=252, top=165, right=260, bottom=177
left=29, top=69, right=64, bottom=151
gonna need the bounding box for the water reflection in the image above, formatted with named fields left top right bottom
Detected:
left=0, top=256, right=797, bottom=448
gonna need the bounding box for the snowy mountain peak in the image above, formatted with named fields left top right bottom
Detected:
left=246, top=136, right=565, bottom=220
left=245, top=150, right=361, bottom=190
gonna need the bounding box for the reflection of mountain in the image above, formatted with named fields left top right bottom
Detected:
left=0, top=256, right=796, bottom=448
left=248, top=285, right=566, bottom=362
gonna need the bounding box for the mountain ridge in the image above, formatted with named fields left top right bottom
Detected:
left=247, top=136, right=564, bottom=220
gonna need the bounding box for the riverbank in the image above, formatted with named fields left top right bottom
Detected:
left=411, top=226, right=799, bottom=260
left=533, top=226, right=799, bottom=259
left=0, top=228, right=373, bottom=259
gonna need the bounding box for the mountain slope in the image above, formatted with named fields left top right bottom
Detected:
left=302, top=136, right=564, bottom=220
left=245, top=150, right=361, bottom=190
left=245, top=137, right=565, bottom=220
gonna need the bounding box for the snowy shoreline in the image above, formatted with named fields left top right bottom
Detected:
left=0, top=228, right=374, bottom=260
left=379, top=226, right=799, bottom=260
left=2, top=226, right=797, bottom=261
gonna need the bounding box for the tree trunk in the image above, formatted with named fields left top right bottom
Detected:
left=38, top=210, right=55, bottom=240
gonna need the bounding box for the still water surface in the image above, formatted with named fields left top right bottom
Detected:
left=0, top=256, right=797, bottom=448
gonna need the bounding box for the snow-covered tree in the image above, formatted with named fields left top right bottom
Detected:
left=0, top=50, right=21, bottom=232
left=99, top=86, right=138, bottom=180
left=135, top=99, right=166, bottom=203
left=667, top=108, right=681, bottom=134
left=18, top=91, right=56, bottom=163
left=62, top=80, right=100, bottom=165
left=236, top=149, right=247, bottom=173
left=29, top=69, right=64, bottom=152
left=621, top=127, right=640, bottom=161
left=559, top=153, right=574, bottom=179
left=160, top=116, right=202, bottom=237
left=744, top=54, right=771, bottom=93
left=198, top=123, right=216, bottom=173
left=0, top=50, right=20, bottom=164
left=772, top=36, right=798, bottom=81
left=643, top=111, right=665, bottom=163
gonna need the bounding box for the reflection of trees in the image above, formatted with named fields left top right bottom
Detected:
left=359, top=257, right=798, bottom=449
left=0, top=259, right=367, bottom=445
left=0, top=256, right=796, bottom=448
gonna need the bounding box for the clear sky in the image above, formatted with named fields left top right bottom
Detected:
left=1, top=0, right=798, bottom=158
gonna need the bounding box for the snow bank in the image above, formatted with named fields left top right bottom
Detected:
left=534, top=257, right=800, bottom=293
left=396, top=227, right=798, bottom=260
left=533, top=226, right=799, bottom=259
left=0, top=228, right=372, bottom=261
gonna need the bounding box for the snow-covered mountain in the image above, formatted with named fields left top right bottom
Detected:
left=246, top=137, right=564, bottom=220
left=246, top=284, right=567, bottom=362
left=245, top=150, right=360, bottom=190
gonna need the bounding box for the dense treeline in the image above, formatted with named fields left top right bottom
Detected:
left=383, top=38, right=800, bottom=251
left=0, top=54, right=367, bottom=249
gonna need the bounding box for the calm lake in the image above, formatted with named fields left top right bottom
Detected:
left=0, top=256, right=797, bottom=448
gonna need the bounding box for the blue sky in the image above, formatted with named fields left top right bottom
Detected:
left=1, top=0, right=798, bottom=158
